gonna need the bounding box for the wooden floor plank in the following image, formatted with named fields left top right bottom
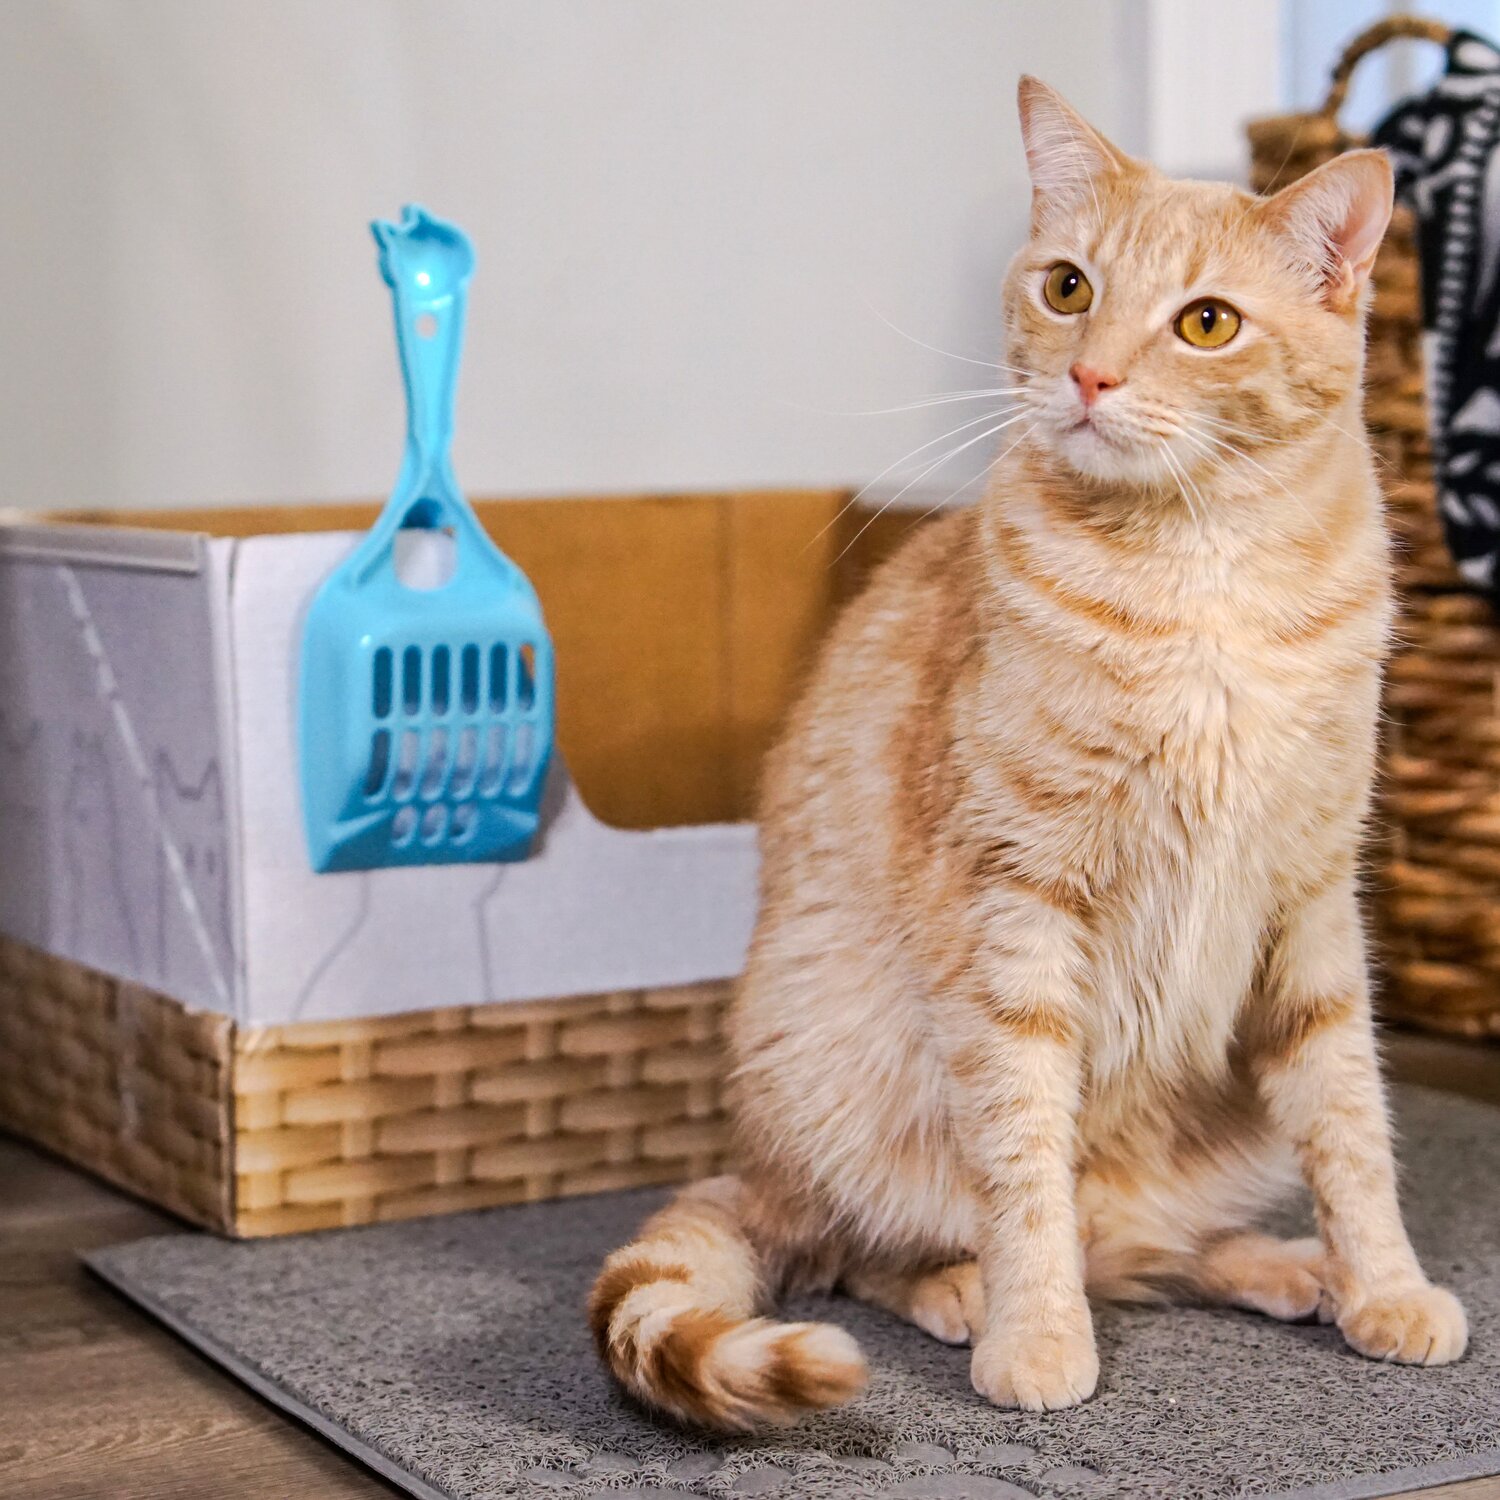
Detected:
left=0, top=1135, right=394, bottom=1500
left=0, top=1027, right=1495, bottom=1498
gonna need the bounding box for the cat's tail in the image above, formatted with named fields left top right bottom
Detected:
left=587, top=1176, right=867, bottom=1431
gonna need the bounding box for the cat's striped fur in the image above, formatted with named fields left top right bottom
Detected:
left=590, top=77, right=1467, bottom=1428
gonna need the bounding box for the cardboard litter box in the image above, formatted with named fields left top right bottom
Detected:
left=0, top=490, right=909, bottom=1236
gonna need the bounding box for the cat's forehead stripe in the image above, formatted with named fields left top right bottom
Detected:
left=1080, top=187, right=1251, bottom=297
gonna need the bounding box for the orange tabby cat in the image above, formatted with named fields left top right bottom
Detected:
left=590, top=77, right=1468, bottom=1428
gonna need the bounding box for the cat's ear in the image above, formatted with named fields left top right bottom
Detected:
left=1017, top=76, right=1133, bottom=225
left=1260, top=149, right=1394, bottom=312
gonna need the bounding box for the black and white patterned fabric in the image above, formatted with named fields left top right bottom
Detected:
left=1374, top=30, right=1500, bottom=596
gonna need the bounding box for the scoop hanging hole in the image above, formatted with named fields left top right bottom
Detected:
left=394, top=525, right=457, bottom=590
left=415, top=312, right=438, bottom=339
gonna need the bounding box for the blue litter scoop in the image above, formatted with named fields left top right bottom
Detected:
left=299, top=205, right=554, bottom=872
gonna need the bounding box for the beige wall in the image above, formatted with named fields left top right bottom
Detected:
left=0, top=0, right=1144, bottom=510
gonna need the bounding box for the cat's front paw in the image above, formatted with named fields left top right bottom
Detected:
left=1338, top=1282, right=1468, bottom=1366
left=971, top=1325, right=1098, bottom=1410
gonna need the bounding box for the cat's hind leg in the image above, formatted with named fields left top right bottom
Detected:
left=846, top=1236, right=1327, bottom=1347
left=1185, top=1232, right=1329, bottom=1323
left=845, top=1261, right=984, bottom=1345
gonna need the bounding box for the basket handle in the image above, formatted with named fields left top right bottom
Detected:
left=1320, top=14, right=1454, bottom=122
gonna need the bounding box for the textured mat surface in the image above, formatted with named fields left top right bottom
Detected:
left=88, top=1086, right=1500, bottom=1500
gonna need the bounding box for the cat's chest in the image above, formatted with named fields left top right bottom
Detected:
left=1080, top=640, right=1366, bottom=1073
left=1083, top=828, right=1269, bottom=1088
left=1127, top=628, right=1360, bottom=804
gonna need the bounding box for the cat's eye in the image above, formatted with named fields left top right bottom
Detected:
left=1175, top=298, right=1241, bottom=349
left=1042, top=262, right=1093, bottom=315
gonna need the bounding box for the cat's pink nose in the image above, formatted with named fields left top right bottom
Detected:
left=1070, top=363, right=1121, bottom=407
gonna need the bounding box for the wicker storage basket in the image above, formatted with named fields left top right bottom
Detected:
left=1249, top=16, right=1500, bottom=1041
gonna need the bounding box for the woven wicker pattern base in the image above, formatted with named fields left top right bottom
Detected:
left=0, top=936, right=234, bottom=1227
left=233, top=984, right=732, bottom=1237
left=0, top=935, right=733, bottom=1237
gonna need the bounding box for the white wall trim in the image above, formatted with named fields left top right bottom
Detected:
left=1141, top=0, right=1284, bottom=181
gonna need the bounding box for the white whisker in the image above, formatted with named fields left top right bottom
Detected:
left=1321, top=413, right=1402, bottom=479
left=1178, top=424, right=1334, bottom=548
left=804, top=404, right=1030, bottom=552
left=1189, top=410, right=1295, bottom=448
left=902, top=421, right=1041, bottom=532
left=831, top=412, right=1034, bottom=567
left=1157, top=441, right=1204, bottom=527
left=815, top=387, right=1033, bottom=418
left=860, top=299, right=1033, bottom=377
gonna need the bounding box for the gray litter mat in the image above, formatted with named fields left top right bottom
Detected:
left=87, top=1085, right=1500, bottom=1500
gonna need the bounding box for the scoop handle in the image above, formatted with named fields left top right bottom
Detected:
left=372, top=205, right=472, bottom=473
left=393, top=277, right=464, bottom=473
left=346, top=205, right=501, bottom=584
